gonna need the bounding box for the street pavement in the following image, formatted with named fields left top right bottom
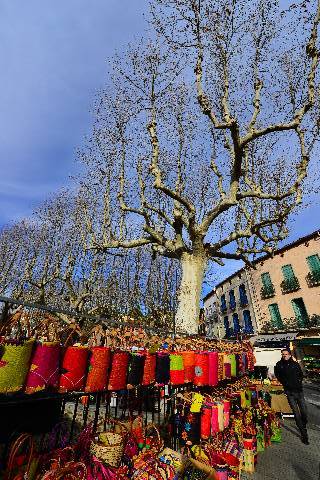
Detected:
left=242, top=384, right=320, bottom=480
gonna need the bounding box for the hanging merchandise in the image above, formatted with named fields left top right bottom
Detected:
left=170, top=353, right=185, bottom=385
left=59, top=346, right=89, bottom=392
left=223, top=354, right=232, bottom=380
left=218, top=353, right=225, bottom=381
left=127, top=353, right=146, bottom=388
left=194, top=352, right=209, bottom=386
left=181, top=350, right=195, bottom=383
left=85, top=346, right=111, bottom=393
left=142, top=352, right=156, bottom=385
left=208, top=351, right=219, bottom=386
left=229, top=354, right=237, bottom=378
left=0, top=339, right=34, bottom=393
left=108, top=351, right=130, bottom=391
left=25, top=341, right=60, bottom=394
left=200, top=404, right=212, bottom=440
left=155, top=352, right=170, bottom=385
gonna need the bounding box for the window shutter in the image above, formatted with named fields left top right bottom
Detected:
left=233, top=313, right=240, bottom=334
left=261, top=273, right=273, bottom=289
left=281, top=265, right=295, bottom=280
left=268, top=304, right=283, bottom=328
left=307, top=254, right=320, bottom=273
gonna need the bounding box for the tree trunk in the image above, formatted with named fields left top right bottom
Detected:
left=175, top=252, right=207, bottom=334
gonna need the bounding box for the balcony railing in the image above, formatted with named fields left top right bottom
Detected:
left=306, top=270, right=320, bottom=288
left=239, top=297, right=249, bottom=308
left=280, top=276, right=300, bottom=294
left=221, top=305, right=227, bottom=314
left=260, top=285, right=275, bottom=299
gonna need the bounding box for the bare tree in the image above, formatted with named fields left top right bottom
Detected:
left=80, top=0, right=320, bottom=333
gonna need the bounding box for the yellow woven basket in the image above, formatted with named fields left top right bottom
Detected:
left=90, top=432, right=124, bottom=467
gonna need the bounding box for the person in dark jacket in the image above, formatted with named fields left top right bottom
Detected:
left=274, top=348, right=309, bottom=444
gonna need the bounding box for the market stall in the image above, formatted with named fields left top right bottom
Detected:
left=0, top=318, right=283, bottom=479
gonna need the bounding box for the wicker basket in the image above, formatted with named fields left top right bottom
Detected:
left=90, top=417, right=128, bottom=468
left=90, top=432, right=124, bottom=467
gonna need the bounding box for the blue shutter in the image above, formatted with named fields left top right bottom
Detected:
left=243, top=310, right=254, bottom=334
left=233, top=313, right=240, bottom=334
left=224, top=316, right=230, bottom=338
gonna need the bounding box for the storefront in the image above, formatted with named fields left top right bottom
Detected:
left=294, top=335, right=320, bottom=380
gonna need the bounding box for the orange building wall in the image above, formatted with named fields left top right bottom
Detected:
left=249, top=235, right=320, bottom=331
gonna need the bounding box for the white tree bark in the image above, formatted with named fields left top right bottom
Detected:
left=175, top=252, right=207, bottom=334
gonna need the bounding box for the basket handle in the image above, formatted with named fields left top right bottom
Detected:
left=95, top=416, right=129, bottom=436
left=5, top=433, right=35, bottom=480
left=144, top=423, right=162, bottom=448
left=55, top=461, right=87, bottom=480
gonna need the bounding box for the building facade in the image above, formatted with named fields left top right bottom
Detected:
left=249, top=231, right=320, bottom=332
left=204, top=230, right=320, bottom=338
left=203, top=268, right=257, bottom=338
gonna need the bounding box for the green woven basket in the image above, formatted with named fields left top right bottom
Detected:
left=0, top=340, right=34, bottom=393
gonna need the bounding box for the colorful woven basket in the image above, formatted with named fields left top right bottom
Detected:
left=194, top=352, right=209, bottom=386
left=0, top=339, right=34, bottom=393
left=142, top=352, right=156, bottom=385
left=155, top=352, right=170, bottom=385
left=108, top=351, right=129, bottom=391
left=169, top=354, right=184, bottom=385
left=208, top=351, right=218, bottom=386
left=25, top=341, right=60, bottom=394
left=127, top=353, right=146, bottom=387
left=59, top=346, right=89, bottom=392
left=181, top=351, right=195, bottom=383
left=85, top=346, right=111, bottom=393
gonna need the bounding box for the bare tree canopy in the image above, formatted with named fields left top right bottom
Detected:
left=79, top=0, right=320, bottom=333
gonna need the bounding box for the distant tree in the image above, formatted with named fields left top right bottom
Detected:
left=82, top=0, right=320, bottom=333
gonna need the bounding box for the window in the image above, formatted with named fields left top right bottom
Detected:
left=243, top=310, right=254, bottom=334
left=307, top=254, right=320, bottom=272
left=233, top=313, right=240, bottom=334
left=229, top=290, right=236, bottom=310
left=268, top=303, right=284, bottom=329
left=281, top=264, right=300, bottom=293
left=261, top=273, right=275, bottom=298
left=291, top=298, right=309, bottom=327
left=220, top=294, right=227, bottom=313
left=306, top=254, right=320, bottom=287
left=224, top=316, right=230, bottom=338
left=239, top=284, right=248, bottom=306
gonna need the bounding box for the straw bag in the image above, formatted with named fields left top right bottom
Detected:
left=0, top=339, right=34, bottom=393
left=5, top=433, right=38, bottom=480
left=143, top=423, right=164, bottom=453
left=90, top=418, right=128, bottom=468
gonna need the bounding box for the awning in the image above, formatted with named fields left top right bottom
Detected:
left=297, top=338, right=320, bottom=346
left=252, top=332, right=298, bottom=345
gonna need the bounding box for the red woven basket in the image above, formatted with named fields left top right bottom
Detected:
left=85, top=346, right=111, bottom=392
left=59, top=346, right=89, bottom=392
left=142, top=352, right=156, bottom=385
left=108, top=351, right=129, bottom=391
left=193, top=352, right=209, bottom=386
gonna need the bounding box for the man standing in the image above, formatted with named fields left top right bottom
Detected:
left=274, top=348, right=309, bottom=444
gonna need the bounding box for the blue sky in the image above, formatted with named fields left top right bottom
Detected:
left=0, top=0, right=149, bottom=224
left=0, top=0, right=318, bottom=293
